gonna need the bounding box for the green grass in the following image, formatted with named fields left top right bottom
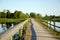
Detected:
left=0, top=18, right=27, bottom=23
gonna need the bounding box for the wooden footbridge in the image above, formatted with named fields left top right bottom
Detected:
left=0, top=18, right=60, bottom=40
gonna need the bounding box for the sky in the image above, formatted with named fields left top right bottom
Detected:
left=0, top=0, right=60, bottom=16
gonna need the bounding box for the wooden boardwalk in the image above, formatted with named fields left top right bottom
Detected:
left=29, top=19, right=59, bottom=40
left=0, top=18, right=60, bottom=40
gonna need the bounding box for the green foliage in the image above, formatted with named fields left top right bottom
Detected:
left=25, top=13, right=29, bottom=18
left=14, top=10, right=21, bottom=18
left=13, top=10, right=29, bottom=19
left=36, top=13, right=42, bottom=19
left=6, top=10, right=11, bottom=18
left=43, top=14, right=50, bottom=19
left=30, top=12, right=42, bottom=19
left=30, top=12, right=36, bottom=18
left=0, top=18, right=26, bottom=23
left=0, top=12, right=5, bottom=18
left=0, top=9, right=29, bottom=19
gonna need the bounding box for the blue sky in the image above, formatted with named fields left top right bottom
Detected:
left=0, top=0, right=60, bottom=16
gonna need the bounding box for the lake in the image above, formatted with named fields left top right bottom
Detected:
left=48, top=21, right=60, bottom=32
left=0, top=21, right=60, bottom=34
left=0, top=23, right=14, bottom=34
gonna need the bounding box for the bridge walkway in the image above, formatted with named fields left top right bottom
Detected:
left=29, top=19, right=59, bottom=40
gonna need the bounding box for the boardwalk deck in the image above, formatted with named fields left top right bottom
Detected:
left=30, top=19, right=59, bottom=40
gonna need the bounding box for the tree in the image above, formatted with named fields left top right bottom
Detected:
left=6, top=10, right=11, bottom=18
left=10, top=13, right=14, bottom=18
left=19, top=13, right=25, bottom=19
left=44, top=14, right=49, bottom=19
left=30, top=12, right=36, bottom=18
left=25, top=13, right=29, bottom=18
left=14, top=10, right=21, bottom=18
left=36, top=13, right=42, bottom=19
left=0, top=9, right=7, bottom=18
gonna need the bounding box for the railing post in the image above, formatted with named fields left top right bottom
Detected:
left=50, top=15, right=52, bottom=29
left=47, top=20, right=49, bottom=30
left=1, top=23, right=3, bottom=27
left=19, top=28, right=23, bottom=38
left=9, top=37, right=12, bottom=40
left=53, top=15, right=56, bottom=31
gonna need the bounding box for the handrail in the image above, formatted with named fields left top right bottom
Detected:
left=40, top=19, right=60, bottom=28
left=45, top=22, right=60, bottom=28
left=0, top=19, right=29, bottom=40
left=42, top=18, right=60, bottom=22
left=37, top=19, right=60, bottom=32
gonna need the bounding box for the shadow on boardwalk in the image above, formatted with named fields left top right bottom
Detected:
left=30, top=19, right=36, bottom=40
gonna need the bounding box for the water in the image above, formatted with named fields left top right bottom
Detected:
left=0, top=24, right=5, bottom=34
left=0, top=23, right=14, bottom=34
left=48, top=21, right=60, bottom=32
left=0, top=21, right=60, bottom=33
left=13, top=32, right=19, bottom=40
left=0, top=23, right=20, bottom=40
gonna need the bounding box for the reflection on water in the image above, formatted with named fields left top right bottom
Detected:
left=13, top=32, right=19, bottom=40
left=0, top=23, right=14, bottom=34
left=48, top=21, right=60, bottom=32
left=0, top=24, right=4, bottom=34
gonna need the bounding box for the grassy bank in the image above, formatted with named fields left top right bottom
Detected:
left=0, top=18, right=27, bottom=23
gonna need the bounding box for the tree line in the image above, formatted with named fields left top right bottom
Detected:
left=0, top=10, right=59, bottom=20
left=0, top=10, right=43, bottom=19
left=0, top=10, right=29, bottom=19
left=30, top=12, right=60, bottom=20
left=30, top=12, right=42, bottom=19
left=43, top=14, right=60, bottom=20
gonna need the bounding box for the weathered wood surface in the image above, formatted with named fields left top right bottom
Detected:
left=0, top=19, right=29, bottom=40
left=30, top=19, right=59, bottom=40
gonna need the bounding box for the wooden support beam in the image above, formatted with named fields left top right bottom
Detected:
left=50, top=15, right=52, bottom=29
left=9, top=37, right=12, bottom=40
left=19, top=28, right=23, bottom=37
left=53, top=15, right=56, bottom=31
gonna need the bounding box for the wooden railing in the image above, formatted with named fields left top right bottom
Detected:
left=0, top=19, right=29, bottom=40
left=40, top=16, right=60, bottom=32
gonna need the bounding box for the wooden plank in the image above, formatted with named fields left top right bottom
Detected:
left=0, top=19, right=29, bottom=40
